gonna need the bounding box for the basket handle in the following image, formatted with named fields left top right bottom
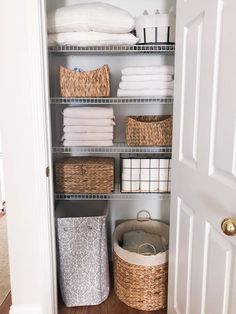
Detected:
left=137, top=210, right=151, bottom=221
left=138, top=243, right=157, bottom=255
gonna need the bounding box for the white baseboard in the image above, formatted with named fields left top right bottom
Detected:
left=10, top=304, right=43, bottom=314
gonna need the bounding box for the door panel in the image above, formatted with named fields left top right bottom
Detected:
left=169, top=0, right=236, bottom=313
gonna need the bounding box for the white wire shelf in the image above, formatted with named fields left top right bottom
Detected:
left=48, top=44, right=175, bottom=55
left=50, top=96, right=173, bottom=105
left=52, top=144, right=172, bottom=154
left=55, top=185, right=170, bottom=201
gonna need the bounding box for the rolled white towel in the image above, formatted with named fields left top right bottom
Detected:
left=140, top=181, right=159, bottom=192
left=63, top=140, right=113, bottom=147
left=117, top=89, right=174, bottom=97
left=121, top=66, right=174, bottom=76
left=121, top=74, right=173, bottom=82
left=122, top=169, right=140, bottom=181
left=63, top=106, right=114, bottom=119
left=62, top=132, right=113, bottom=141
left=63, top=126, right=114, bottom=133
left=122, top=158, right=141, bottom=168
left=119, top=80, right=174, bottom=90
left=121, top=181, right=140, bottom=192
left=64, top=118, right=115, bottom=126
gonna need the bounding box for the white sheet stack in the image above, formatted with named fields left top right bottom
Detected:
left=117, top=65, right=174, bottom=97
left=47, top=3, right=139, bottom=47
left=121, top=158, right=171, bottom=192
left=62, top=107, right=115, bottom=147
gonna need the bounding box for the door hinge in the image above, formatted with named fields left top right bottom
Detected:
left=46, top=166, right=50, bottom=177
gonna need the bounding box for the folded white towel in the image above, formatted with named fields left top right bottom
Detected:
left=48, top=32, right=139, bottom=47
left=122, top=66, right=174, bottom=76
left=117, top=89, right=174, bottom=97
left=63, top=133, right=113, bottom=141
left=63, top=140, right=113, bottom=147
left=122, top=159, right=141, bottom=168
left=63, top=126, right=114, bottom=133
left=122, top=169, right=140, bottom=181
left=119, top=81, right=174, bottom=90
left=64, top=118, right=116, bottom=126
left=121, top=74, right=173, bottom=82
left=122, top=181, right=140, bottom=192
left=63, top=107, right=114, bottom=119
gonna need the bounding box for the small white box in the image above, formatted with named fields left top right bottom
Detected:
left=135, top=12, right=176, bottom=44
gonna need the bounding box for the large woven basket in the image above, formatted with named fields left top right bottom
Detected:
left=55, top=157, right=115, bottom=194
left=126, top=115, right=172, bottom=147
left=113, top=211, right=169, bottom=311
left=59, top=65, right=111, bottom=97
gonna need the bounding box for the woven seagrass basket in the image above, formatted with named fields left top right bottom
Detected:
left=126, top=115, right=172, bottom=147
left=59, top=65, right=111, bottom=97
left=55, top=157, right=115, bottom=194
left=113, top=211, right=169, bottom=311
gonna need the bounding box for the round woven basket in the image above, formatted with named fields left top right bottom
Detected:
left=59, top=64, right=111, bottom=97
left=126, top=115, right=172, bottom=147
left=113, top=211, right=169, bottom=311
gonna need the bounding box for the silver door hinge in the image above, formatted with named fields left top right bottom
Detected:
left=46, top=166, right=50, bottom=177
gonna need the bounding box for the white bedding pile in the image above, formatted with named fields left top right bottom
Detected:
left=48, top=2, right=139, bottom=47
left=62, top=106, right=115, bottom=147
left=117, top=65, right=174, bottom=97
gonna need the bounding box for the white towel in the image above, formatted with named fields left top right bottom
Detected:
left=63, top=107, right=114, bottom=119
left=119, top=81, right=174, bottom=90
left=140, top=181, right=159, bottom=192
left=122, top=66, right=174, bottom=76
left=122, top=169, right=140, bottom=181
left=121, top=74, right=173, bottom=82
left=63, top=133, right=113, bottom=141
left=63, top=126, right=114, bottom=133
left=122, top=159, right=141, bottom=168
left=48, top=31, right=139, bottom=47
left=122, top=181, right=140, bottom=192
left=64, top=118, right=116, bottom=126
left=63, top=140, right=113, bottom=147
left=117, top=89, right=174, bottom=97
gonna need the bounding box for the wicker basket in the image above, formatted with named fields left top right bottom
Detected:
left=113, top=211, right=169, bottom=311
left=59, top=65, right=111, bottom=97
left=126, top=115, right=172, bottom=147
left=55, top=157, right=115, bottom=194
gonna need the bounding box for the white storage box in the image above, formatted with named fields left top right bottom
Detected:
left=135, top=11, right=176, bottom=44
left=56, top=201, right=110, bottom=307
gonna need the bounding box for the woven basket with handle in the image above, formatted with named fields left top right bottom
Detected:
left=59, top=65, right=111, bottom=97
left=55, top=157, right=115, bottom=194
left=126, top=115, right=172, bottom=147
left=113, top=210, right=169, bottom=311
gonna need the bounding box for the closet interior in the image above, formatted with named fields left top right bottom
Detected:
left=46, top=0, right=176, bottom=312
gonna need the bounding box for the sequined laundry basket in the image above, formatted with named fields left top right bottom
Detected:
left=56, top=201, right=110, bottom=307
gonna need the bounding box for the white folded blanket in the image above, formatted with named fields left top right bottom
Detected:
left=121, top=74, right=173, bottom=82
left=63, top=107, right=114, bottom=119
left=64, top=118, right=115, bottom=126
left=63, top=126, right=114, bottom=133
left=117, top=89, right=174, bottom=97
left=48, top=32, right=139, bottom=47
left=119, top=81, right=174, bottom=90
left=63, top=133, right=113, bottom=141
left=63, top=140, right=113, bottom=147
left=122, top=66, right=174, bottom=76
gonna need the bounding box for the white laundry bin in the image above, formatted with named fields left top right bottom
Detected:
left=56, top=201, right=110, bottom=307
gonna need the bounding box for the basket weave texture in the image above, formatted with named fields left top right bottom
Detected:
left=59, top=65, right=111, bottom=97
left=55, top=157, right=115, bottom=194
left=126, top=115, right=172, bottom=147
left=114, top=253, right=168, bottom=311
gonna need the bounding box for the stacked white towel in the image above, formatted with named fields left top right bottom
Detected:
left=117, top=65, right=174, bottom=97
left=47, top=3, right=139, bottom=47
left=62, top=107, right=115, bottom=147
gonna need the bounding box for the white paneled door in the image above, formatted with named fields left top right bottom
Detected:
left=168, top=0, right=236, bottom=313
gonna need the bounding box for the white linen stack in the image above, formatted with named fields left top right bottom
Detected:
left=47, top=2, right=139, bottom=47
left=62, top=107, right=115, bottom=147
left=117, top=65, right=174, bottom=97
left=121, top=158, right=171, bottom=192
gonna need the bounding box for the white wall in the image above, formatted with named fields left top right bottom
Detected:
left=0, top=1, right=56, bottom=314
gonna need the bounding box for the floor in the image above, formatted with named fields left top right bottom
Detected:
left=0, top=292, right=11, bottom=314
left=58, top=290, right=167, bottom=314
